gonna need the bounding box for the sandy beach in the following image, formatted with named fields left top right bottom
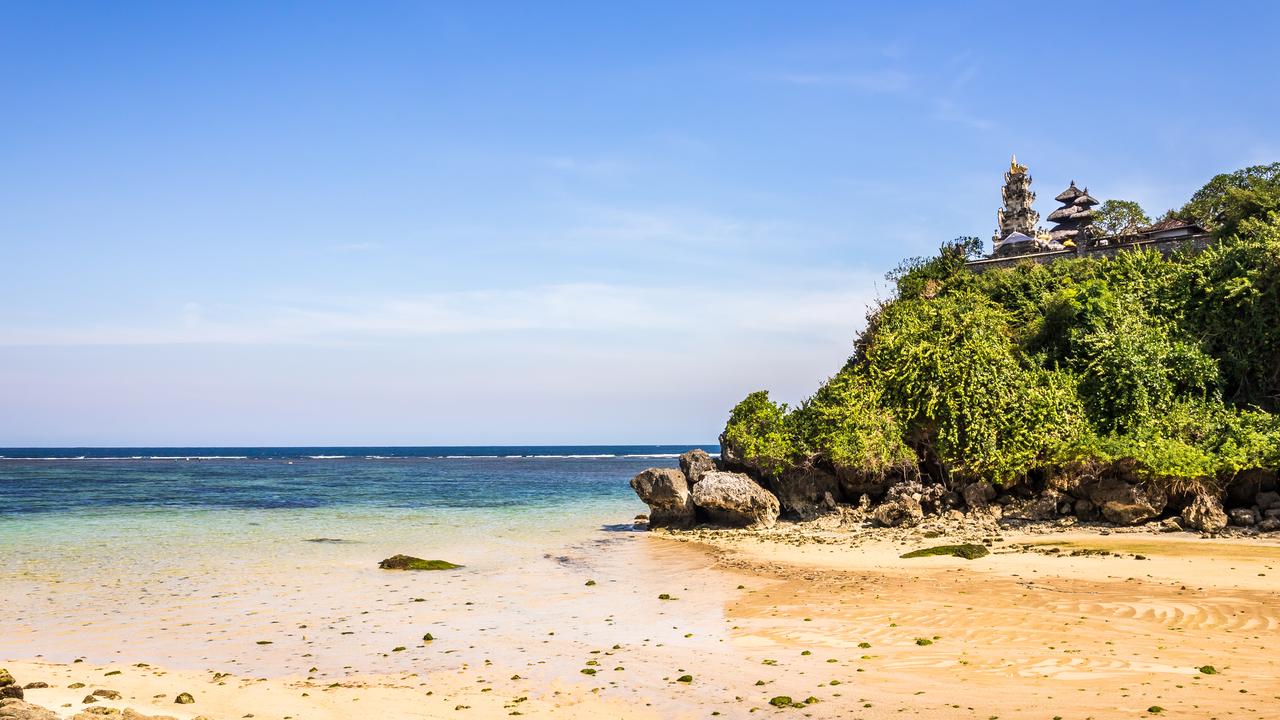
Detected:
left=5, top=516, right=1279, bottom=719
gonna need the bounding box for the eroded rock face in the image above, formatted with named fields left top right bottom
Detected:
left=873, top=496, right=923, bottom=527
left=833, top=466, right=894, bottom=500
left=1181, top=494, right=1228, bottom=532
left=691, top=471, right=780, bottom=529
left=1087, top=477, right=1167, bottom=525
left=678, top=449, right=718, bottom=486
left=768, top=468, right=842, bottom=519
left=1003, top=490, right=1063, bottom=522
left=630, top=468, right=695, bottom=529
left=962, top=481, right=997, bottom=511
left=0, top=698, right=59, bottom=720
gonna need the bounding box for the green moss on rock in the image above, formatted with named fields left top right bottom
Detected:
left=901, top=544, right=990, bottom=560
left=378, top=555, right=463, bottom=571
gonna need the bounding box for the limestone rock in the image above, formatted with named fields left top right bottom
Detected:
left=173, top=693, right=194, bottom=705
left=1181, top=494, right=1228, bottom=532
left=678, top=449, right=717, bottom=485
left=872, top=496, right=923, bottom=527
left=1087, top=477, right=1166, bottom=525
left=768, top=468, right=842, bottom=519
left=962, top=481, right=997, bottom=511
left=91, top=690, right=120, bottom=701
left=1003, top=490, right=1061, bottom=521
left=18, top=685, right=45, bottom=691
left=1228, top=507, right=1259, bottom=527
left=629, top=468, right=695, bottom=529
left=0, top=698, right=59, bottom=720
left=834, top=466, right=894, bottom=500
left=0, top=672, right=12, bottom=688
left=691, top=471, right=780, bottom=529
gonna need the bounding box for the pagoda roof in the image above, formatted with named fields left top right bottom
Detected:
left=1047, top=206, right=1096, bottom=223
left=1054, top=182, right=1085, bottom=203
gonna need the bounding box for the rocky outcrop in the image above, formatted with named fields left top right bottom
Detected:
left=678, top=449, right=718, bottom=486
left=1181, top=494, right=1228, bottom=532
left=871, top=481, right=928, bottom=527
left=833, top=466, right=894, bottom=500
left=962, top=481, right=997, bottom=511
left=0, top=699, right=58, bottom=720
left=1087, top=477, right=1167, bottom=525
left=691, top=472, right=780, bottom=529
left=0, top=690, right=19, bottom=702
left=872, top=496, right=923, bottom=527
left=768, top=468, right=842, bottom=519
left=630, top=468, right=696, bottom=529
left=1002, top=490, right=1064, bottom=522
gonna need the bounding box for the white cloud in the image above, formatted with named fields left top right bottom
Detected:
left=0, top=279, right=882, bottom=348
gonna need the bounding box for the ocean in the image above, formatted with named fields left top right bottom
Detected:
left=0, top=445, right=732, bottom=684
left=0, top=445, right=713, bottom=517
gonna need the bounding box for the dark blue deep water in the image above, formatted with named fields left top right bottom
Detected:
left=0, top=445, right=715, bottom=517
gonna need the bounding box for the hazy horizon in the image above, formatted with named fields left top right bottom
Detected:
left=5, top=2, right=1279, bottom=445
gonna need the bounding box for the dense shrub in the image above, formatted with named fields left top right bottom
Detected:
left=721, top=165, right=1280, bottom=491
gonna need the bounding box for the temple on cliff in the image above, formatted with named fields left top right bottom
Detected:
left=973, top=155, right=1210, bottom=270
left=991, top=155, right=1063, bottom=258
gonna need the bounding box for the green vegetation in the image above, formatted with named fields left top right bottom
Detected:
left=721, top=164, right=1280, bottom=493
left=901, top=544, right=990, bottom=560
left=1095, top=199, right=1151, bottom=236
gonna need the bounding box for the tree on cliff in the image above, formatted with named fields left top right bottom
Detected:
left=1094, top=199, right=1151, bottom=236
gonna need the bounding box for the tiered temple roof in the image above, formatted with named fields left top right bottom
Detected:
left=1047, top=181, right=1098, bottom=243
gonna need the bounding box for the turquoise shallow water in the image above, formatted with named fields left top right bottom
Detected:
left=0, top=445, right=711, bottom=571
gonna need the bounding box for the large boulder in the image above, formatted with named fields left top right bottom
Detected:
left=1087, top=477, right=1167, bottom=525
left=768, top=468, right=842, bottom=519
left=962, top=481, right=997, bottom=511
left=678, top=449, right=718, bottom=486
left=691, top=471, right=780, bottom=529
left=630, top=468, right=695, bottom=529
left=0, top=690, right=19, bottom=702
left=1229, top=507, right=1260, bottom=527
left=1181, top=494, right=1228, bottom=532
left=872, top=496, right=923, bottom=527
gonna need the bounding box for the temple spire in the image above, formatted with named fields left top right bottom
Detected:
left=993, top=154, right=1040, bottom=245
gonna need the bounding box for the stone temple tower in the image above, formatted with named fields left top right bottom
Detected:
left=993, top=155, right=1040, bottom=244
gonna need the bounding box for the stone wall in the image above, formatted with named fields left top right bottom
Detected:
left=965, top=235, right=1213, bottom=273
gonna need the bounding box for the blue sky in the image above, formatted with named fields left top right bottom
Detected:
left=3, top=1, right=1278, bottom=446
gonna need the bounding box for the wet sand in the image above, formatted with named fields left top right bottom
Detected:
left=4, top=523, right=1279, bottom=718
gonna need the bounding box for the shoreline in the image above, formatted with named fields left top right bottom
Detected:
left=6, top=516, right=1280, bottom=719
